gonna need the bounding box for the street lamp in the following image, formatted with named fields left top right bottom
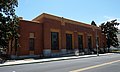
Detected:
left=96, top=43, right=99, bottom=56
left=96, top=29, right=99, bottom=56
left=92, top=26, right=99, bottom=56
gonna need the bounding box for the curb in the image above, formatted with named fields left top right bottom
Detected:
left=0, top=54, right=112, bottom=67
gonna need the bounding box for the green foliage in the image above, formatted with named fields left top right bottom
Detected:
left=91, top=21, right=97, bottom=26
left=100, top=19, right=119, bottom=50
left=0, top=0, right=19, bottom=53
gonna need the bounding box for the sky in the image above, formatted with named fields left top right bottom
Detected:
left=16, top=0, right=120, bottom=29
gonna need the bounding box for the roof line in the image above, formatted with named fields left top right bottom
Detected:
left=32, top=13, right=100, bottom=29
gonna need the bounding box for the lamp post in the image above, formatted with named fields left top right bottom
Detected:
left=92, top=26, right=99, bottom=56
left=96, top=30, right=99, bottom=56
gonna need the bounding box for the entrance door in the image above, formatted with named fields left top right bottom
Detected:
left=29, top=38, right=35, bottom=55
left=51, top=32, right=59, bottom=50
left=88, top=36, right=92, bottom=51
left=66, top=34, right=72, bottom=50
left=78, top=35, right=83, bottom=52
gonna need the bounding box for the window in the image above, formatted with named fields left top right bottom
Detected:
left=29, top=33, right=34, bottom=38
left=29, top=38, right=35, bottom=51
left=29, top=33, right=35, bottom=51
left=88, top=36, right=92, bottom=49
left=78, top=35, right=83, bottom=52
left=66, top=34, right=72, bottom=50
left=51, top=32, right=59, bottom=50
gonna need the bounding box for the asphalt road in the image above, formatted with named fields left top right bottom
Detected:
left=0, top=54, right=120, bottom=72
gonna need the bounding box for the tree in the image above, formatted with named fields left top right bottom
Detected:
left=91, top=21, right=97, bottom=26
left=0, top=0, right=19, bottom=56
left=100, top=19, right=119, bottom=52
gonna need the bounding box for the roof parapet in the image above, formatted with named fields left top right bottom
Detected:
left=32, top=13, right=100, bottom=29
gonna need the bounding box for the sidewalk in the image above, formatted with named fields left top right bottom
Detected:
left=0, top=53, right=113, bottom=67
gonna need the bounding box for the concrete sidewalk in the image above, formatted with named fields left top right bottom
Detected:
left=0, top=53, right=113, bottom=67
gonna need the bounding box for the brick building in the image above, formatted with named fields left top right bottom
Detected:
left=10, top=13, right=106, bottom=58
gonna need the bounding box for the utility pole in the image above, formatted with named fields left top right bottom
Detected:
left=92, top=26, right=99, bottom=56
left=96, top=29, right=99, bottom=56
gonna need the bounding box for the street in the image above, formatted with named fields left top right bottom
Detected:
left=0, top=54, right=120, bottom=72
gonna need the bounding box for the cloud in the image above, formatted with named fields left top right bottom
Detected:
left=103, top=16, right=120, bottom=29
left=103, top=16, right=120, bottom=22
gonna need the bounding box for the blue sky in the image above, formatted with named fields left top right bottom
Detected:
left=16, top=0, right=120, bottom=29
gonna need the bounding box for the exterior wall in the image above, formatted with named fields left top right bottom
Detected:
left=41, top=17, right=105, bottom=56
left=18, top=20, right=43, bottom=57
left=10, top=13, right=107, bottom=58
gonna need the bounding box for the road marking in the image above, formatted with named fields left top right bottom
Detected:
left=70, top=60, right=120, bottom=72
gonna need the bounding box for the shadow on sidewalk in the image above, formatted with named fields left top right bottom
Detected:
left=0, top=58, right=7, bottom=64
left=0, top=54, right=9, bottom=64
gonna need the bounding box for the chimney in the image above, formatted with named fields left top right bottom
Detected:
left=19, top=17, right=23, bottom=20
